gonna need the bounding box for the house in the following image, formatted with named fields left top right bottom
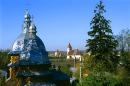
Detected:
left=54, top=49, right=62, bottom=57
left=67, top=43, right=82, bottom=60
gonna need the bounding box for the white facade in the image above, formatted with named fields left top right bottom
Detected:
left=67, top=55, right=81, bottom=59
left=54, top=50, right=61, bottom=57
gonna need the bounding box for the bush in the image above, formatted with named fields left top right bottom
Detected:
left=0, top=50, right=9, bottom=70
left=0, top=74, right=6, bottom=86
left=81, top=72, right=120, bottom=86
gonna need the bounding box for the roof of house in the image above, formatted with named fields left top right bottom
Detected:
left=67, top=49, right=81, bottom=55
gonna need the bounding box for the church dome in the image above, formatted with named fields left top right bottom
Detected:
left=10, top=11, right=50, bottom=64
left=12, top=33, right=25, bottom=51
left=24, top=10, right=31, bottom=19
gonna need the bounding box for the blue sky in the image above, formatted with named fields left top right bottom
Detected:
left=0, top=0, right=130, bottom=51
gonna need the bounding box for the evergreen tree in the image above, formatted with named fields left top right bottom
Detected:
left=86, top=1, right=118, bottom=72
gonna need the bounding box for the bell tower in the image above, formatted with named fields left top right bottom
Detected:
left=67, top=43, right=72, bottom=54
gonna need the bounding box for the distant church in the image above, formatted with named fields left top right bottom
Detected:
left=67, top=43, right=82, bottom=60
left=6, top=11, right=70, bottom=86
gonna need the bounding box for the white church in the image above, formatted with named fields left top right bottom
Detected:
left=67, top=43, right=82, bottom=60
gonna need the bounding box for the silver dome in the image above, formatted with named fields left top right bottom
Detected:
left=10, top=11, right=50, bottom=64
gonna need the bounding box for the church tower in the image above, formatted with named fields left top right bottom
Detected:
left=6, top=11, right=70, bottom=86
left=67, top=43, right=72, bottom=54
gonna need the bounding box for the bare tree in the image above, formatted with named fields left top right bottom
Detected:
left=116, top=29, right=130, bottom=53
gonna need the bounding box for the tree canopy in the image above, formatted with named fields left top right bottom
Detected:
left=86, top=1, right=118, bottom=72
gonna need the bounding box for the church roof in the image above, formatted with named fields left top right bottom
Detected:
left=67, top=49, right=81, bottom=55
left=74, top=49, right=81, bottom=55
left=9, top=11, right=50, bottom=65
left=68, top=50, right=74, bottom=55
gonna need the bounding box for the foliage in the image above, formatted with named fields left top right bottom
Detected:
left=60, top=64, right=72, bottom=77
left=0, top=50, right=9, bottom=85
left=116, top=51, right=130, bottom=86
left=119, top=51, right=130, bottom=70
left=116, top=66, right=130, bottom=86
left=86, top=1, right=118, bottom=72
left=83, top=1, right=122, bottom=86
left=0, top=50, right=9, bottom=70
left=0, top=77, right=5, bottom=86
left=81, top=72, right=121, bottom=86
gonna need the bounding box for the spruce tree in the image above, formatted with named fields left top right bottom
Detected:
left=86, top=1, right=118, bottom=72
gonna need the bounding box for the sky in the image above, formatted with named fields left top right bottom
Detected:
left=0, top=0, right=130, bottom=51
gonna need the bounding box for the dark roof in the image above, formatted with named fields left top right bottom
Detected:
left=68, top=50, right=74, bottom=55
left=74, top=49, right=81, bottom=55
left=68, top=49, right=81, bottom=55
left=16, top=70, right=51, bottom=77
left=16, top=70, right=70, bottom=81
